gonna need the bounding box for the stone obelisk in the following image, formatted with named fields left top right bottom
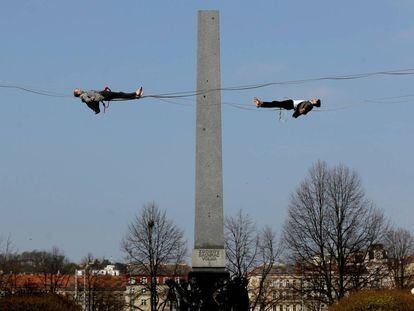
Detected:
left=192, top=9, right=225, bottom=272
left=190, top=10, right=228, bottom=310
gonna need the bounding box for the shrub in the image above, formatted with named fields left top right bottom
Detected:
left=329, top=290, right=414, bottom=311
left=0, top=294, right=81, bottom=311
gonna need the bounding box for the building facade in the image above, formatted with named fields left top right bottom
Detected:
left=125, top=263, right=190, bottom=311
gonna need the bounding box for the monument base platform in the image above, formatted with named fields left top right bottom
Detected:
left=188, top=269, right=230, bottom=311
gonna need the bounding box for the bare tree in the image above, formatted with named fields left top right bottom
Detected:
left=37, top=247, right=71, bottom=293
left=225, top=210, right=259, bottom=278
left=77, top=253, right=126, bottom=311
left=80, top=253, right=95, bottom=268
left=283, top=161, right=388, bottom=305
left=86, top=274, right=126, bottom=311
left=384, top=227, right=414, bottom=289
left=122, top=202, right=187, bottom=311
left=0, top=234, right=18, bottom=294
left=249, top=226, right=281, bottom=311
left=224, top=210, right=283, bottom=310
left=0, top=234, right=16, bottom=270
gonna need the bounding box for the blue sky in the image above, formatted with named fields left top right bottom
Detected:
left=1, top=0, right=414, bottom=262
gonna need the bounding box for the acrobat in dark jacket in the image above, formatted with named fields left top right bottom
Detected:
left=73, top=86, right=143, bottom=114
left=253, top=97, right=321, bottom=118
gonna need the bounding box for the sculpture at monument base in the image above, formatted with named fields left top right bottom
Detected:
left=165, top=275, right=249, bottom=311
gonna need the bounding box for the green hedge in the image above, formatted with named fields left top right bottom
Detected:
left=0, top=294, right=81, bottom=311
left=329, top=290, right=414, bottom=311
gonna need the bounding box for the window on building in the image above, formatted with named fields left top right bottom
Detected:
left=141, top=299, right=147, bottom=306
left=286, top=280, right=290, bottom=288
left=141, top=288, right=146, bottom=294
left=292, top=305, right=297, bottom=311
left=129, top=277, right=136, bottom=285
left=283, top=279, right=287, bottom=287
left=286, top=305, right=290, bottom=311
left=279, top=305, right=283, bottom=311
left=141, top=277, right=147, bottom=284
left=273, top=306, right=277, bottom=311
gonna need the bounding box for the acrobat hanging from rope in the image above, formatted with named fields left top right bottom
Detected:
left=253, top=97, right=321, bottom=118
left=73, top=86, right=144, bottom=114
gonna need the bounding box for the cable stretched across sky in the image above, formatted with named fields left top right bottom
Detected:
left=1, top=67, right=414, bottom=115
left=2, top=67, right=414, bottom=99
left=0, top=83, right=71, bottom=98
left=141, top=67, right=414, bottom=99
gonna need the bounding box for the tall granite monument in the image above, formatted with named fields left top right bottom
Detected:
left=189, top=10, right=229, bottom=310
left=192, top=10, right=225, bottom=272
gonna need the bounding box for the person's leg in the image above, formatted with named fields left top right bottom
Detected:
left=99, top=91, right=137, bottom=101
left=261, top=99, right=294, bottom=109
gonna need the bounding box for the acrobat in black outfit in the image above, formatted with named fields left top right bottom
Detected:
left=73, top=86, right=143, bottom=114
left=253, top=97, right=321, bottom=118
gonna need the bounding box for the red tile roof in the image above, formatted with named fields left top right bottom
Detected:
left=1, top=274, right=127, bottom=292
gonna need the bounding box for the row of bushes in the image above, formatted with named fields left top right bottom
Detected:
left=329, top=290, right=414, bottom=311
left=0, top=294, right=81, bottom=311
left=1, top=289, right=413, bottom=310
